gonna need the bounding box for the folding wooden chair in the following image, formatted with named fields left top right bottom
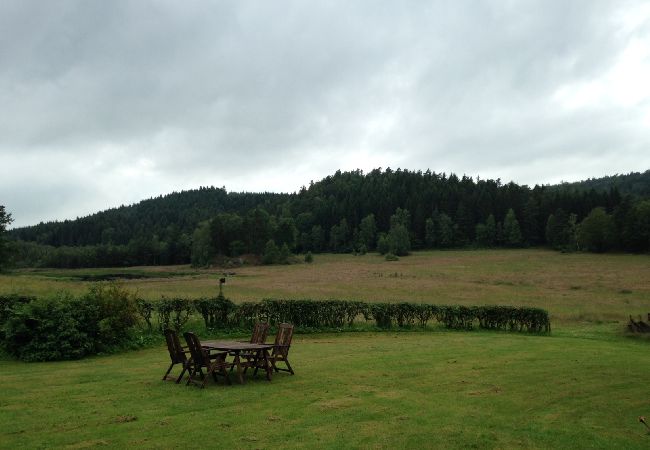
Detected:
left=162, top=329, right=191, bottom=383
left=257, top=323, right=294, bottom=376
left=239, top=322, right=270, bottom=373
left=183, top=332, right=231, bottom=388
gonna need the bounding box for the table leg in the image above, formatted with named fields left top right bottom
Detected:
left=263, top=349, right=272, bottom=381
left=233, top=352, right=244, bottom=384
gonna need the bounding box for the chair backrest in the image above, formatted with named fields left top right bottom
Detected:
left=183, top=332, right=208, bottom=366
left=164, top=328, right=187, bottom=364
left=250, top=322, right=270, bottom=344
left=272, top=323, right=294, bottom=357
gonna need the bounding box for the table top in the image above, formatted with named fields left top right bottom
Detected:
left=202, top=340, right=274, bottom=351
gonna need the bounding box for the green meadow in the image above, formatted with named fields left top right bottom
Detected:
left=1, top=249, right=650, bottom=448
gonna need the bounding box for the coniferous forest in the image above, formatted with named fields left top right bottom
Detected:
left=6, top=168, right=650, bottom=268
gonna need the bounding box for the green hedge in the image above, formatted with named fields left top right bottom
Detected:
left=1, top=290, right=550, bottom=362
left=133, top=297, right=550, bottom=333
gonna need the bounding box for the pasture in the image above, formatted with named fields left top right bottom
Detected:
left=1, top=249, right=650, bottom=448
left=3, top=249, right=649, bottom=326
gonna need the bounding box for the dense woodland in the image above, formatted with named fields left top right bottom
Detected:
left=5, top=169, right=650, bottom=268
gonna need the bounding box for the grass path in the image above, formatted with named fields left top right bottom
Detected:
left=1, top=331, right=649, bottom=449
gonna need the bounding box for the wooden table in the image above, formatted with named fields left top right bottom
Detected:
left=202, top=341, right=274, bottom=384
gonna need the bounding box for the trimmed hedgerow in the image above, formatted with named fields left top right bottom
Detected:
left=1, top=288, right=550, bottom=361
left=234, top=299, right=550, bottom=334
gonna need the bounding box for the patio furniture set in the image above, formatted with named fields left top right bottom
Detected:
left=162, top=322, right=295, bottom=388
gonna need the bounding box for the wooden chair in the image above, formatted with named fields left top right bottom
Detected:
left=257, top=323, right=295, bottom=376
left=248, top=322, right=270, bottom=344
left=239, top=322, right=270, bottom=373
left=183, top=332, right=232, bottom=388
left=162, top=329, right=191, bottom=383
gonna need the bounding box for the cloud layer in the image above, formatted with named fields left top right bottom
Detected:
left=2, top=0, right=650, bottom=227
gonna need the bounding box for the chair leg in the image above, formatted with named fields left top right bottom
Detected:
left=284, top=359, right=295, bottom=375
left=162, top=363, right=174, bottom=381
left=175, top=365, right=188, bottom=384
left=186, top=367, right=195, bottom=386
left=221, top=364, right=231, bottom=385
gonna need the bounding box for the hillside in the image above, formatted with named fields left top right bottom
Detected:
left=551, top=170, right=650, bottom=197
left=7, top=168, right=650, bottom=267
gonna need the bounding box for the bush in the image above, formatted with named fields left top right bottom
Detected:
left=81, top=283, right=139, bottom=350
left=1, top=284, right=140, bottom=361
left=135, top=298, right=154, bottom=331
left=304, top=251, right=313, bottom=263
left=0, top=294, right=34, bottom=341
left=194, top=294, right=236, bottom=329
left=156, top=297, right=193, bottom=331
left=385, top=253, right=399, bottom=261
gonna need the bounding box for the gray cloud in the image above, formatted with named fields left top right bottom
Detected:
left=2, top=0, right=649, bottom=227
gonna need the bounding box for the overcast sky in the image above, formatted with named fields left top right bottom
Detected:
left=2, top=1, right=650, bottom=228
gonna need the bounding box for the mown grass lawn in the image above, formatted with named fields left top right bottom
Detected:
left=1, top=331, right=650, bottom=449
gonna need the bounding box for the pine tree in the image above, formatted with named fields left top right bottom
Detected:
left=436, top=213, right=454, bottom=247
left=359, top=214, right=377, bottom=250
left=503, top=209, right=523, bottom=247
left=425, top=218, right=436, bottom=248
left=0, top=205, right=13, bottom=270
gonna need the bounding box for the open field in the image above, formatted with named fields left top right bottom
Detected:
left=1, top=332, right=650, bottom=448
left=2, top=249, right=649, bottom=325
left=1, top=249, right=650, bottom=448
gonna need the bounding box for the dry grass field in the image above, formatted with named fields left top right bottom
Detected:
left=2, top=249, right=649, bottom=327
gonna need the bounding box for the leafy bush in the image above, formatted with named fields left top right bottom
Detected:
left=194, top=294, right=236, bottom=329
left=3, top=294, right=93, bottom=361
left=156, top=297, right=193, bottom=331
left=0, top=294, right=34, bottom=341
left=1, top=284, right=139, bottom=361
left=81, top=284, right=139, bottom=350
left=135, top=298, right=154, bottom=331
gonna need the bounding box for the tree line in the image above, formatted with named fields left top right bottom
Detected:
left=5, top=168, right=650, bottom=268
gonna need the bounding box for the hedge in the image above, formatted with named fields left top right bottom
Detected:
left=1, top=291, right=550, bottom=362
left=132, top=297, right=550, bottom=333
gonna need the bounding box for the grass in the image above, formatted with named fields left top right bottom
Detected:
left=1, top=249, right=650, bottom=448
left=1, top=331, right=649, bottom=448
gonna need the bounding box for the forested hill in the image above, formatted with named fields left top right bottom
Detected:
left=10, top=187, right=289, bottom=248
left=551, top=170, right=650, bottom=197
left=7, top=168, right=650, bottom=267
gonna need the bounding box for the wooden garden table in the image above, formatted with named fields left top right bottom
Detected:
left=202, top=341, right=274, bottom=384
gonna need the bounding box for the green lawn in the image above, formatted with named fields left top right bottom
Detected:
left=1, top=332, right=649, bottom=448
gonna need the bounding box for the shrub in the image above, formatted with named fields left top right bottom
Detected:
left=156, top=297, right=193, bottom=331
left=304, top=251, right=313, bottom=263
left=2, top=284, right=140, bottom=361
left=0, top=294, right=34, bottom=341
left=135, top=298, right=154, bottom=331
left=385, top=253, right=399, bottom=261
left=194, top=294, right=236, bottom=329
left=3, top=293, right=93, bottom=361
left=81, top=283, right=138, bottom=351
